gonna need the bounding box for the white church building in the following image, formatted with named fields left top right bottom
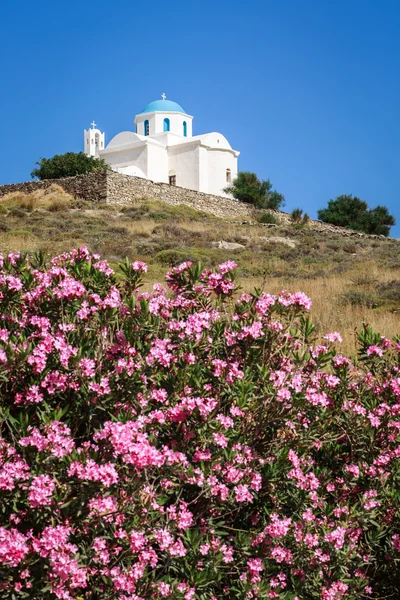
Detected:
left=84, top=95, right=239, bottom=197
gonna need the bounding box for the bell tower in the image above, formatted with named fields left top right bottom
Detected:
left=84, top=121, right=105, bottom=157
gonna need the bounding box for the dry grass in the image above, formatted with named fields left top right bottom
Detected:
left=243, top=265, right=400, bottom=356
left=0, top=184, right=74, bottom=211
left=0, top=190, right=399, bottom=355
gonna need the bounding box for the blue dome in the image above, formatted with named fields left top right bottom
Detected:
left=140, top=99, right=186, bottom=114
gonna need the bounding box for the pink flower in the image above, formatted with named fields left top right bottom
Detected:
left=0, top=528, right=30, bottom=566
left=68, top=460, right=118, bottom=487
left=28, top=475, right=55, bottom=508
left=168, top=539, right=187, bottom=557
left=132, top=261, right=148, bottom=273
left=270, top=545, right=293, bottom=564
left=345, top=464, right=360, bottom=478
left=219, top=260, right=237, bottom=274
left=366, top=345, right=383, bottom=357
left=213, top=432, right=228, bottom=448
left=321, top=581, right=349, bottom=600
left=324, top=332, right=343, bottom=343
left=265, top=514, right=292, bottom=538
left=234, top=484, right=253, bottom=503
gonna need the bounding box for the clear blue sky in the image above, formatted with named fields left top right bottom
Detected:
left=1, top=0, right=399, bottom=234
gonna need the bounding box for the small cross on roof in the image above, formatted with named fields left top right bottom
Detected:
left=91, top=120, right=97, bottom=129
left=161, top=93, right=166, bottom=100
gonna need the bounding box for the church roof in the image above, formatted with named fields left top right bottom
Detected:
left=140, top=99, right=186, bottom=114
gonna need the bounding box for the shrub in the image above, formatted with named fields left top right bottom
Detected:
left=47, top=199, right=71, bottom=212
left=1, top=250, right=400, bottom=598
left=318, top=195, right=395, bottom=237
left=224, top=171, right=285, bottom=210
left=340, top=289, right=382, bottom=308
left=291, top=208, right=303, bottom=223
left=154, top=247, right=227, bottom=267
left=257, top=211, right=280, bottom=225
left=7, top=207, right=26, bottom=218
left=376, top=280, right=400, bottom=302
left=31, top=152, right=109, bottom=180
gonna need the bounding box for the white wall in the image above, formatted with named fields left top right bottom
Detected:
left=168, top=144, right=200, bottom=190
left=146, top=145, right=169, bottom=183
left=206, top=149, right=238, bottom=197
left=102, top=146, right=148, bottom=177
left=84, top=129, right=105, bottom=157
left=135, top=112, right=193, bottom=138
left=198, top=146, right=209, bottom=192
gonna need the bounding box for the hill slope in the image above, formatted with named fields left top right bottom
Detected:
left=1, top=184, right=399, bottom=354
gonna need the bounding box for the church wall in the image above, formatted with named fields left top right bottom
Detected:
left=154, top=113, right=191, bottom=137
left=146, top=145, right=168, bottom=183
left=198, top=146, right=209, bottom=192
left=135, top=113, right=192, bottom=138
left=206, top=149, right=238, bottom=197
left=103, top=146, right=148, bottom=178
left=168, top=145, right=200, bottom=191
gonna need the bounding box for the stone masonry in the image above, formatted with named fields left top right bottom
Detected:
left=0, top=170, right=252, bottom=219
left=105, top=171, right=254, bottom=219
left=0, top=171, right=108, bottom=204
left=0, top=170, right=396, bottom=240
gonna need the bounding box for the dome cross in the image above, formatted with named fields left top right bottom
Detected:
left=161, top=93, right=166, bottom=100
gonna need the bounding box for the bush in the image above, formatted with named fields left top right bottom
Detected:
left=224, top=171, right=285, bottom=210
left=31, top=152, right=109, bottom=180
left=376, top=280, right=400, bottom=302
left=154, top=247, right=227, bottom=267
left=318, top=195, right=395, bottom=237
left=47, top=199, right=71, bottom=212
left=1, top=250, right=400, bottom=598
left=340, top=289, right=382, bottom=308
left=291, top=209, right=310, bottom=227
left=257, top=211, right=280, bottom=225
left=291, top=208, right=303, bottom=223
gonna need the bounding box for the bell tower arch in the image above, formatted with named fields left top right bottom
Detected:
left=84, top=121, right=105, bottom=157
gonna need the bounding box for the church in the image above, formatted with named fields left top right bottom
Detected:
left=84, top=95, right=239, bottom=197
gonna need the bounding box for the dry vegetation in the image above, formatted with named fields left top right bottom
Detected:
left=0, top=186, right=399, bottom=354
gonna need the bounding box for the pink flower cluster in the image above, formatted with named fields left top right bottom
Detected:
left=0, top=248, right=399, bottom=598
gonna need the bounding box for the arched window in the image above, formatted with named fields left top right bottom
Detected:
left=183, top=121, right=187, bottom=137
left=226, top=169, right=231, bottom=184
left=144, top=120, right=149, bottom=136
left=163, top=118, right=170, bottom=132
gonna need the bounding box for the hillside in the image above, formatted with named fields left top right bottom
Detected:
left=1, top=184, right=399, bottom=354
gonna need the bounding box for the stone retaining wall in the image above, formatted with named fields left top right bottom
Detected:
left=0, top=171, right=108, bottom=203
left=105, top=171, right=254, bottom=219
left=0, top=170, right=397, bottom=241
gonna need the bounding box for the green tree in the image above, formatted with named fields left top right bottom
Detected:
left=31, top=152, right=109, bottom=180
left=224, top=171, right=285, bottom=210
left=318, top=194, right=395, bottom=237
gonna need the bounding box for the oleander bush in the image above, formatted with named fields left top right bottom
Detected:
left=1, top=248, right=400, bottom=599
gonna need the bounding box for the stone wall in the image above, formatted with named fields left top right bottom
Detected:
left=0, top=171, right=108, bottom=204
left=0, top=170, right=253, bottom=219
left=105, top=170, right=254, bottom=219
left=0, top=170, right=396, bottom=241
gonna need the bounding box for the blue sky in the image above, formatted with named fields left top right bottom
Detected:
left=1, top=0, right=399, bottom=234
